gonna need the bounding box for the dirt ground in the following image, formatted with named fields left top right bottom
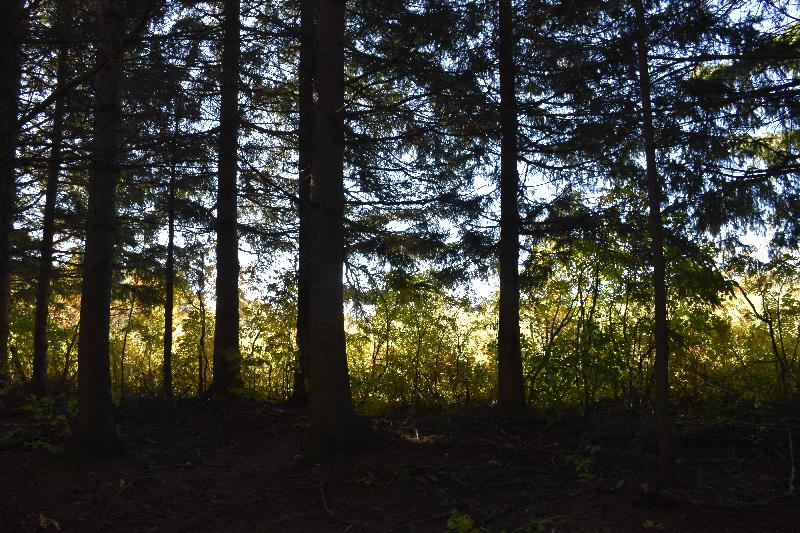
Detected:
left=1, top=397, right=798, bottom=532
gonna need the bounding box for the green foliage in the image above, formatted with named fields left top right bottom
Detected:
left=347, top=271, right=495, bottom=412
left=38, top=513, right=60, bottom=530
left=447, top=512, right=483, bottom=533
left=6, top=238, right=799, bottom=413
left=20, top=395, right=72, bottom=452
left=525, top=515, right=566, bottom=533
left=238, top=272, right=299, bottom=399
left=566, top=445, right=601, bottom=482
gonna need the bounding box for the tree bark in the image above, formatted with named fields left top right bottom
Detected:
left=163, top=98, right=179, bottom=400
left=212, top=0, right=243, bottom=394
left=0, top=0, right=24, bottom=382
left=33, top=0, right=73, bottom=396
left=292, top=0, right=315, bottom=405
left=76, top=0, right=125, bottom=457
left=634, top=0, right=673, bottom=486
left=163, top=174, right=175, bottom=399
left=307, top=0, right=362, bottom=452
left=497, top=0, right=524, bottom=409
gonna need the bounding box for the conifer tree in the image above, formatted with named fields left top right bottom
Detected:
left=633, top=0, right=672, bottom=485
left=497, top=0, right=525, bottom=409
left=76, top=0, right=126, bottom=456
left=33, top=0, right=74, bottom=396
left=306, top=0, right=363, bottom=451
left=292, top=0, right=315, bottom=405
left=213, top=0, right=244, bottom=394
left=0, top=0, right=25, bottom=382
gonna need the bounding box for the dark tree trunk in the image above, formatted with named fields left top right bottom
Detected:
left=76, top=0, right=125, bottom=457
left=634, top=0, right=673, bottom=485
left=292, top=0, right=315, bottom=405
left=196, top=252, right=208, bottom=396
left=497, top=0, right=524, bottom=408
left=0, top=0, right=24, bottom=382
left=163, top=175, right=174, bottom=398
left=163, top=99, right=179, bottom=400
left=33, top=0, right=73, bottom=396
left=198, top=289, right=207, bottom=395
left=212, top=0, right=243, bottom=394
left=306, top=0, right=362, bottom=452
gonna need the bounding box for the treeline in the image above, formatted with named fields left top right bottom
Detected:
left=0, top=0, right=797, bottom=480
left=12, top=248, right=790, bottom=416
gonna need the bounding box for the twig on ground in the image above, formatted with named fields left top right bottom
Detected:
left=100, top=463, right=193, bottom=518
left=204, top=492, right=257, bottom=528
left=660, top=489, right=712, bottom=517
left=319, top=480, right=358, bottom=525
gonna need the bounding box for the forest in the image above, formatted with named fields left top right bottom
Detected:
left=0, top=0, right=799, bottom=531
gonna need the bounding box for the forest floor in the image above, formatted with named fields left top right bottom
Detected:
left=1, top=395, right=798, bottom=532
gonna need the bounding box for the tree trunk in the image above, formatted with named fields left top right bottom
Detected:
left=76, top=0, right=125, bottom=458
left=198, top=288, right=207, bottom=395
left=163, top=98, right=179, bottom=400
left=634, top=0, right=672, bottom=486
left=60, top=324, right=79, bottom=390
left=163, top=175, right=175, bottom=398
left=306, top=0, right=362, bottom=452
left=119, top=293, right=135, bottom=402
left=213, top=0, right=243, bottom=394
left=0, top=0, right=24, bottom=382
left=292, top=0, right=314, bottom=405
left=497, top=0, right=524, bottom=408
left=33, top=0, right=73, bottom=396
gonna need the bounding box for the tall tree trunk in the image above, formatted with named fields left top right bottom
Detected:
left=33, top=0, right=74, bottom=396
left=292, top=0, right=314, bottom=405
left=196, top=252, right=208, bottom=396
left=306, top=0, right=362, bottom=452
left=163, top=98, right=179, bottom=400
left=212, top=0, right=243, bottom=394
left=0, top=0, right=24, bottom=382
left=634, top=0, right=672, bottom=485
left=497, top=0, right=524, bottom=408
left=76, top=0, right=125, bottom=457
left=163, top=175, right=174, bottom=398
